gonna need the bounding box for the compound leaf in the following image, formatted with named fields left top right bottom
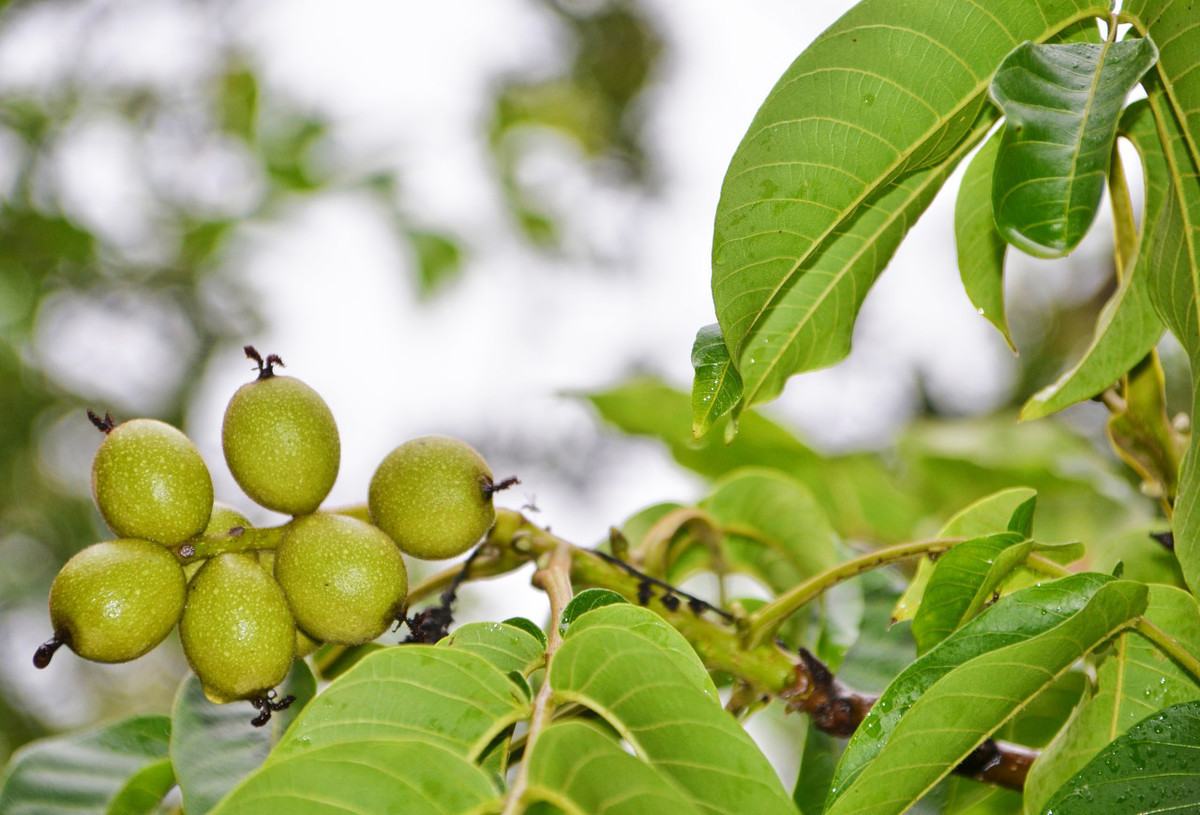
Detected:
left=827, top=578, right=1147, bottom=815
left=711, top=0, right=1111, bottom=412
left=830, top=574, right=1146, bottom=811
left=1024, top=585, right=1200, bottom=814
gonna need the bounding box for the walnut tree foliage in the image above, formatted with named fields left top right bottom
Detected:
left=4, top=1, right=1200, bottom=814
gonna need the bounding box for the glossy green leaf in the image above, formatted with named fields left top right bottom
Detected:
left=524, top=721, right=704, bottom=815
left=207, top=739, right=501, bottom=815
left=894, top=488, right=1037, bottom=625
left=691, top=323, right=742, bottom=438
left=990, top=37, right=1157, bottom=257
left=830, top=574, right=1141, bottom=806
left=1024, top=585, right=1200, bottom=814
left=1038, top=699, right=1200, bottom=815
left=955, top=129, right=1012, bottom=346
left=911, top=532, right=1030, bottom=654
left=440, top=620, right=546, bottom=676
left=170, top=660, right=317, bottom=815
left=271, top=646, right=531, bottom=761
left=827, top=577, right=1147, bottom=815
left=711, top=0, right=1112, bottom=413
left=560, top=589, right=628, bottom=636
left=1020, top=100, right=1168, bottom=420
left=550, top=604, right=792, bottom=815
left=0, top=716, right=171, bottom=815
left=502, top=616, right=549, bottom=648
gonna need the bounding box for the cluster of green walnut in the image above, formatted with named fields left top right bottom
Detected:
left=35, top=347, right=510, bottom=718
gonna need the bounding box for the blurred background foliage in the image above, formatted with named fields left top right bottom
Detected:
left=0, top=0, right=1174, bottom=773
left=0, top=0, right=664, bottom=761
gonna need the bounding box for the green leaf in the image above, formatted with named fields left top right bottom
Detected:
left=218, top=64, right=258, bottom=143
left=724, top=116, right=995, bottom=410
left=940, top=488, right=1039, bottom=539
left=711, top=0, right=1112, bottom=412
left=0, top=716, right=171, bottom=815
left=895, top=488, right=1037, bottom=625
left=104, top=759, right=174, bottom=815
left=1020, top=99, right=1168, bottom=420
left=839, top=569, right=919, bottom=695
left=562, top=602, right=719, bottom=699
left=697, top=468, right=839, bottom=591
left=440, top=620, right=546, bottom=676
left=1141, top=81, right=1200, bottom=595
left=502, top=616, right=549, bottom=648
left=170, top=660, right=317, bottom=815
left=955, top=129, right=1012, bottom=347
left=560, top=588, right=628, bottom=636
left=827, top=577, right=1148, bottom=815
left=829, top=573, right=1142, bottom=807
left=691, top=323, right=743, bottom=438
left=794, top=722, right=842, bottom=815
left=524, top=721, right=704, bottom=815
left=208, top=739, right=501, bottom=815
left=407, top=229, right=464, bottom=298
left=1024, top=585, right=1200, bottom=814
left=911, top=532, right=1030, bottom=654
left=1038, top=699, right=1200, bottom=815
left=271, top=646, right=531, bottom=761
left=586, top=379, right=924, bottom=542
left=550, top=604, right=793, bottom=815
left=990, top=37, right=1158, bottom=257
left=897, top=415, right=1153, bottom=548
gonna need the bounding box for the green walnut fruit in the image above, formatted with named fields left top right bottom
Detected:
left=205, top=501, right=251, bottom=535
left=179, top=553, right=296, bottom=704
left=368, top=435, right=497, bottom=560
left=222, top=365, right=340, bottom=516
left=274, top=513, right=407, bottom=644
left=91, top=418, right=214, bottom=545
left=184, top=502, right=253, bottom=581
left=49, top=538, right=186, bottom=663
